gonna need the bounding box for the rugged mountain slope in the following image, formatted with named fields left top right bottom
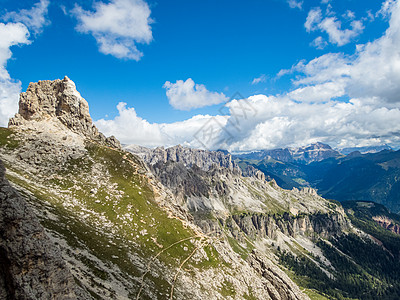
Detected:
left=0, top=160, right=89, bottom=299
left=1, top=77, right=314, bottom=299
left=130, top=144, right=400, bottom=299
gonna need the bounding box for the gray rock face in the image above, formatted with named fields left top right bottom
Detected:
left=126, top=144, right=238, bottom=171
left=126, top=144, right=267, bottom=180
left=0, top=160, right=89, bottom=299
left=248, top=250, right=308, bottom=300
left=230, top=211, right=350, bottom=241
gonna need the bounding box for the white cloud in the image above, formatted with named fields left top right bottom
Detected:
left=278, top=53, right=350, bottom=85
left=287, top=0, right=303, bottom=9
left=251, top=74, right=266, bottom=85
left=305, top=6, right=364, bottom=46
left=320, top=17, right=364, bottom=46
left=287, top=81, right=346, bottom=103
left=163, top=78, right=228, bottom=111
left=0, top=1, right=49, bottom=127
left=97, top=91, right=400, bottom=151
left=310, top=36, right=328, bottom=49
left=0, top=78, right=23, bottom=126
left=343, top=10, right=355, bottom=20
left=293, top=0, right=400, bottom=104
left=95, top=102, right=228, bottom=148
left=0, top=23, right=31, bottom=126
left=72, top=0, right=153, bottom=60
left=378, top=0, right=397, bottom=17
left=219, top=95, right=400, bottom=151
left=3, top=0, right=50, bottom=35
left=305, top=8, right=322, bottom=32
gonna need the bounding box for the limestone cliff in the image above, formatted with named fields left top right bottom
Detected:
left=9, top=76, right=121, bottom=149
left=126, top=144, right=266, bottom=180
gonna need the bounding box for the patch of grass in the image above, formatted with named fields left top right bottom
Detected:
left=226, top=235, right=252, bottom=260
left=243, top=287, right=258, bottom=300
left=194, top=244, right=227, bottom=269
left=0, top=127, right=19, bottom=149
left=220, top=280, right=236, bottom=297
left=303, top=289, right=331, bottom=300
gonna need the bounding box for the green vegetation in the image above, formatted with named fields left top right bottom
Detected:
left=279, top=232, right=400, bottom=299
left=342, top=201, right=400, bottom=257
left=220, top=280, right=236, bottom=297
left=0, top=127, right=19, bottom=149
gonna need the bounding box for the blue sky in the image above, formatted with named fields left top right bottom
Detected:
left=1, top=0, right=400, bottom=151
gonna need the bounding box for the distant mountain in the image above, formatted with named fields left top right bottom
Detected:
left=234, top=142, right=342, bottom=164
left=340, top=144, right=393, bottom=155
left=236, top=148, right=400, bottom=213
left=310, top=149, right=400, bottom=213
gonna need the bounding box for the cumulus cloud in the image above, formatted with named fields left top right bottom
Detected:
left=98, top=93, right=400, bottom=151
left=287, top=81, right=346, bottom=103
left=163, top=78, right=228, bottom=111
left=219, top=95, right=400, bottom=151
left=292, top=1, right=400, bottom=104
left=95, top=102, right=229, bottom=148
left=305, top=7, right=364, bottom=46
left=3, top=0, right=50, bottom=35
left=251, top=74, right=267, bottom=85
left=72, top=0, right=153, bottom=60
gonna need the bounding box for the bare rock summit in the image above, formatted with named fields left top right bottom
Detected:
left=9, top=76, right=120, bottom=149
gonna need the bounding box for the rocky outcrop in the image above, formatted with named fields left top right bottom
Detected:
left=229, top=211, right=350, bottom=241
left=127, top=144, right=269, bottom=182
left=248, top=250, right=309, bottom=300
left=126, top=144, right=238, bottom=171
left=373, top=216, right=400, bottom=235
left=9, top=76, right=120, bottom=149
left=0, top=160, right=89, bottom=299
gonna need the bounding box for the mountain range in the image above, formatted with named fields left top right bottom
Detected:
left=234, top=146, right=400, bottom=214
left=2, top=77, right=400, bottom=299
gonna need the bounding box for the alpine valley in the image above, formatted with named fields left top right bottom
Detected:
left=2, top=77, right=400, bottom=300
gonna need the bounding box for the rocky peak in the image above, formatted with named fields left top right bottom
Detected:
left=126, top=144, right=238, bottom=171
left=8, top=76, right=120, bottom=149
left=291, top=142, right=340, bottom=163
